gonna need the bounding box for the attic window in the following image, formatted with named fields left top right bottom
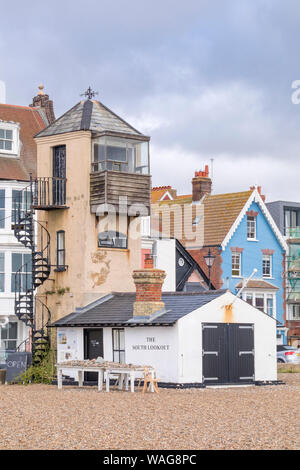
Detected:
left=98, top=231, right=127, bottom=249
left=0, top=122, right=20, bottom=156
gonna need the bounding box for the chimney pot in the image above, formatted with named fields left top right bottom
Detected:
left=144, top=254, right=154, bottom=269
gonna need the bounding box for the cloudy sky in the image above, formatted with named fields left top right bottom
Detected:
left=1, top=0, right=300, bottom=201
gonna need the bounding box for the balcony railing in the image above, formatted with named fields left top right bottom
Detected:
left=287, top=256, right=300, bottom=274
left=33, top=177, right=67, bottom=210
left=286, top=226, right=300, bottom=239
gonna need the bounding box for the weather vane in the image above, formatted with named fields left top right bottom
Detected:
left=81, top=86, right=98, bottom=100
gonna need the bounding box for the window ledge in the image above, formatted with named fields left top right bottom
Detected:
left=97, top=247, right=129, bottom=253
left=247, top=238, right=259, bottom=242
left=54, top=266, right=68, bottom=272
left=232, top=275, right=242, bottom=278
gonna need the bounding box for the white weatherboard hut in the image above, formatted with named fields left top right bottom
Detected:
left=53, top=287, right=277, bottom=387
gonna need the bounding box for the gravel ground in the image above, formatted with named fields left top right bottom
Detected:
left=0, top=373, right=299, bottom=450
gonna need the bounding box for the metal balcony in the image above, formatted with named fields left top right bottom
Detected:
left=33, top=177, right=68, bottom=210
left=286, top=226, right=300, bottom=240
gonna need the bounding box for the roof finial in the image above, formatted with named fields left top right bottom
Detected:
left=38, top=84, right=45, bottom=95
left=81, top=86, right=98, bottom=100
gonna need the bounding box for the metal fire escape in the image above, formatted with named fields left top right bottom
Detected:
left=13, top=175, right=67, bottom=364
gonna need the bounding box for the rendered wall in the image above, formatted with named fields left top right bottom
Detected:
left=35, top=132, right=142, bottom=334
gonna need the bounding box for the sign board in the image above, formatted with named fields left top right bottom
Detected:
left=5, top=352, right=32, bottom=382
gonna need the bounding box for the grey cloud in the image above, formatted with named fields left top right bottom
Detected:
left=1, top=0, right=300, bottom=201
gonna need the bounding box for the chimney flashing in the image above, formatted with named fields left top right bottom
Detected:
left=127, top=307, right=170, bottom=323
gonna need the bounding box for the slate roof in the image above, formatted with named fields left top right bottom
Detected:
left=0, top=104, right=47, bottom=180
left=36, top=99, right=147, bottom=138
left=51, top=290, right=226, bottom=327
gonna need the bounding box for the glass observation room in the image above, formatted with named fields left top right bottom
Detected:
left=92, top=136, right=149, bottom=174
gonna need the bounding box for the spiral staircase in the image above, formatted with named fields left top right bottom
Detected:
left=13, top=183, right=52, bottom=365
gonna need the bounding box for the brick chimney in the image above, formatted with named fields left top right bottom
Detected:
left=132, top=256, right=166, bottom=317
left=30, top=84, right=55, bottom=124
left=250, top=185, right=266, bottom=202
left=192, top=165, right=212, bottom=202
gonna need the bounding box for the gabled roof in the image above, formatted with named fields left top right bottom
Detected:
left=151, top=186, right=173, bottom=203
left=203, top=190, right=252, bottom=246
left=51, top=290, right=226, bottom=327
left=0, top=103, right=47, bottom=180
left=235, top=280, right=279, bottom=290
left=153, top=186, right=288, bottom=252
left=36, top=99, right=148, bottom=138
left=175, top=239, right=213, bottom=290
left=221, top=189, right=288, bottom=252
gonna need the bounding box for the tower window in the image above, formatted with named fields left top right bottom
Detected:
left=98, top=231, right=127, bottom=249
left=56, top=231, right=66, bottom=269
left=92, top=136, right=149, bottom=174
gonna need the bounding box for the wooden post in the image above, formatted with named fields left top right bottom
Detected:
left=106, top=370, right=110, bottom=392
left=58, top=368, right=63, bottom=390
left=98, top=369, right=103, bottom=391
left=130, top=371, right=135, bottom=393
left=78, top=370, right=83, bottom=387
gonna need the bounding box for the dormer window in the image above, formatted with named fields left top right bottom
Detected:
left=92, top=136, right=149, bottom=175
left=0, top=129, right=13, bottom=151
left=0, top=122, right=20, bottom=156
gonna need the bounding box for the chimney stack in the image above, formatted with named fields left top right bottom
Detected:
left=30, top=84, right=55, bottom=124
left=192, top=165, right=212, bottom=202
left=132, top=257, right=166, bottom=317
left=250, top=185, right=266, bottom=202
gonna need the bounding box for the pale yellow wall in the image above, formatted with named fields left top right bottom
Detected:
left=35, top=131, right=142, bottom=326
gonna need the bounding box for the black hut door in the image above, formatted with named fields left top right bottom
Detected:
left=52, top=145, right=66, bottom=205
left=84, top=329, right=103, bottom=381
left=202, top=323, right=254, bottom=385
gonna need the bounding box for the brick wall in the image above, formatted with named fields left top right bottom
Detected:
left=187, top=246, right=223, bottom=289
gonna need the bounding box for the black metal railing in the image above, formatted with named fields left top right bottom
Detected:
left=13, top=181, right=52, bottom=362
left=33, top=176, right=66, bottom=208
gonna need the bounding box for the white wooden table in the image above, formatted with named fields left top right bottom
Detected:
left=57, top=366, right=104, bottom=391
left=56, top=364, right=155, bottom=393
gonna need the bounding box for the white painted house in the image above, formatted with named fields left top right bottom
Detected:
left=0, top=91, right=49, bottom=352
left=53, top=266, right=277, bottom=386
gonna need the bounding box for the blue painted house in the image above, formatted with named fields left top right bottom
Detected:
left=186, top=184, right=288, bottom=343
left=151, top=171, right=288, bottom=343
